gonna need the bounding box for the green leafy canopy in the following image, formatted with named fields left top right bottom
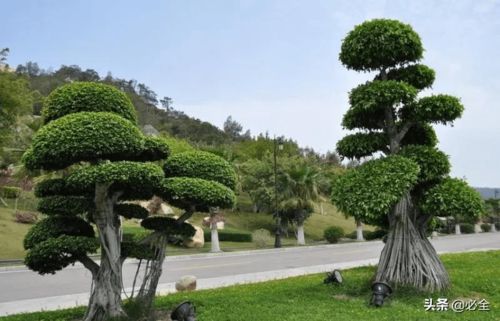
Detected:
left=331, top=156, right=420, bottom=225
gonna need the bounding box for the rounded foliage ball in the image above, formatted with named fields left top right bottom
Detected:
left=331, top=155, right=420, bottom=226
left=340, top=19, right=423, bottom=71
left=164, top=151, right=237, bottom=190
left=24, top=216, right=94, bottom=250
left=156, top=177, right=236, bottom=211
left=23, top=112, right=144, bottom=170
left=25, top=235, right=98, bottom=274
left=399, top=145, right=450, bottom=183
left=66, top=161, right=165, bottom=200
left=43, top=82, right=137, bottom=124
left=421, top=178, right=485, bottom=220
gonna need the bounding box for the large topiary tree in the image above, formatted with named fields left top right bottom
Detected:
left=22, top=82, right=169, bottom=321
left=332, top=19, right=484, bottom=291
left=129, top=150, right=236, bottom=318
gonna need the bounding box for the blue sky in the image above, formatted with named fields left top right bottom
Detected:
left=2, top=0, right=500, bottom=186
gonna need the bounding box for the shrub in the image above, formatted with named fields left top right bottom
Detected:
left=496, top=223, right=500, bottom=230
left=480, top=223, right=491, bottom=232
left=460, top=223, right=474, bottom=234
left=252, top=229, right=273, bottom=248
left=324, top=226, right=344, bottom=244
left=14, top=211, right=38, bottom=224
left=366, top=229, right=387, bottom=240
left=204, top=228, right=252, bottom=243
left=1, top=186, right=22, bottom=198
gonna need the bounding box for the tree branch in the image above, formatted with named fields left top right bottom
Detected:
left=176, top=206, right=195, bottom=224
left=79, top=255, right=99, bottom=277
left=394, top=121, right=415, bottom=146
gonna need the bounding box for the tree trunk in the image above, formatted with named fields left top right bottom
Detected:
left=375, top=193, right=450, bottom=291
left=492, top=223, right=497, bottom=232
left=210, top=221, right=221, bottom=252
left=455, top=223, right=461, bottom=235
left=474, top=223, right=482, bottom=233
left=135, top=234, right=167, bottom=321
left=84, top=184, right=126, bottom=321
left=297, top=223, right=305, bottom=245
left=356, top=220, right=364, bottom=241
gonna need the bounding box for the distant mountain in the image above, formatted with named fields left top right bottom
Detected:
left=474, top=187, right=500, bottom=199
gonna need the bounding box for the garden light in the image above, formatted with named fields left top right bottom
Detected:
left=171, top=301, right=196, bottom=321
left=371, top=282, right=392, bottom=307
left=324, top=269, right=343, bottom=284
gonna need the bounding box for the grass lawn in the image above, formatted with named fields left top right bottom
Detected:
left=2, top=251, right=498, bottom=321
left=0, top=207, right=31, bottom=259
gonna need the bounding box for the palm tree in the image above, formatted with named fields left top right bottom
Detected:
left=278, top=160, right=321, bottom=245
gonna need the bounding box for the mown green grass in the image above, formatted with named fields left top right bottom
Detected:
left=2, top=251, right=498, bottom=321
left=0, top=207, right=32, bottom=259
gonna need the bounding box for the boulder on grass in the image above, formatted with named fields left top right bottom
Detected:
left=183, top=225, right=204, bottom=248
left=175, top=275, right=197, bottom=292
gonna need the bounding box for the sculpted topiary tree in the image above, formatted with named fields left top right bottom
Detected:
left=129, top=150, right=236, bottom=318
left=22, top=82, right=169, bottom=321
left=332, top=19, right=484, bottom=291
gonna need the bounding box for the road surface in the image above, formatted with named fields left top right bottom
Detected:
left=0, top=232, right=499, bottom=315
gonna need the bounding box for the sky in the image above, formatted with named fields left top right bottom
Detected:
left=2, top=0, right=500, bottom=187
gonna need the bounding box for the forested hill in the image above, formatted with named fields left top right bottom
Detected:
left=16, top=62, right=232, bottom=145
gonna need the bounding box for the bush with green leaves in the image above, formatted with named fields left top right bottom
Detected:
left=460, top=223, right=475, bottom=234
left=252, top=229, right=273, bottom=248
left=480, top=223, right=491, bottom=232
left=332, top=19, right=482, bottom=292
left=324, top=226, right=344, bottom=244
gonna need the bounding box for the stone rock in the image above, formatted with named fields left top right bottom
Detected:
left=137, top=200, right=174, bottom=215
left=175, top=275, right=197, bottom=292
left=184, top=225, right=204, bottom=248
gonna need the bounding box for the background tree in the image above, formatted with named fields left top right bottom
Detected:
left=279, top=159, right=321, bottom=245
left=223, top=115, right=243, bottom=140
left=485, top=198, right=500, bottom=232
left=22, top=82, right=169, bottom=321
left=332, top=19, right=484, bottom=291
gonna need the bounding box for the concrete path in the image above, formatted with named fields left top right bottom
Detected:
left=0, top=232, right=499, bottom=316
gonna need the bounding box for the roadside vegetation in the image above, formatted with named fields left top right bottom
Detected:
left=2, top=251, right=498, bottom=321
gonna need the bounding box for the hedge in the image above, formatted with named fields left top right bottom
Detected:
left=460, top=223, right=475, bottom=234
left=204, top=228, right=252, bottom=242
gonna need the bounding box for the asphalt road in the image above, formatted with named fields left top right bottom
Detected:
left=0, top=233, right=499, bottom=304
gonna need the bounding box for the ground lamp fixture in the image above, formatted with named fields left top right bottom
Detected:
left=371, top=282, right=392, bottom=307
left=324, top=269, right=343, bottom=285
left=171, top=301, right=196, bottom=321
